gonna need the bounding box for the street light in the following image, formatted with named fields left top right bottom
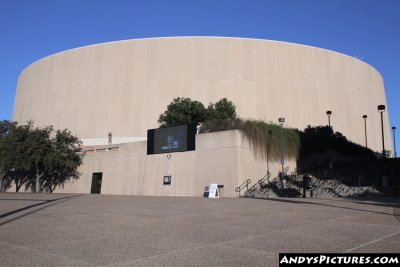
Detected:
left=363, top=115, right=368, bottom=148
left=278, top=117, right=285, bottom=189
left=378, top=105, right=386, bottom=157
left=326, top=110, right=332, bottom=127
left=278, top=118, right=285, bottom=171
left=266, top=130, right=272, bottom=175
left=108, top=132, right=112, bottom=145
left=392, top=126, right=397, bottom=157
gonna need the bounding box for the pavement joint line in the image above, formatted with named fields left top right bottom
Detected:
left=2, top=195, right=398, bottom=265
left=288, top=207, right=395, bottom=228
left=0, top=240, right=92, bottom=265
left=207, top=208, right=398, bottom=248
left=281, top=207, right=400, bottom=238
left=212, top=242, right=278, bottom=255
left=344, top=231, right=400, bottom=253
left=253, top=198, right=397, bottom=218
left=101, top=244, right=210, bottom=266
left=21, top=230, right=169, bottom=248
left=380, top=240, right=400, bottom=244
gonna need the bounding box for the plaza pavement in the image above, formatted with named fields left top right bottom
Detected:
left=0, top=193, right=399, bottom=266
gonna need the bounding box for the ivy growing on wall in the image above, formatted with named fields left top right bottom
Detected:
left=200, top=118, right=300, bottom=161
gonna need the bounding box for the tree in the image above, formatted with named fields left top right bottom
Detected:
left=298, top=125, right=376, bottom=159
left=0, top=121, right=83, bottom=193
left=26, top=124, right=53, bottom=192
left=207, top=98, right=237, bottom=121
left=158, top=97, right=238, bottom=127
left=0, top=120, right=17, bottom=191
left=7, top=122, right=35, bottom=192
left=41, top=129, right=82, bottom=192
left=158, top=97, right=207, bottom=127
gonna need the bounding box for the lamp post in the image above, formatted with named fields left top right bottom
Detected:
left=108, top=132, right=112, bottom=145
left=363, top=115, right=368, bottom=148
left=278, top=117, right=285, bottom=189
left=378, top=105, right=386, bottom=158
left=392, top=126, right=397, bottom=157
left=326, top=110, right=332, bottom=127
left=267, top=130, right=272, bottom=174
left=278, top=118, right=285, bottom=172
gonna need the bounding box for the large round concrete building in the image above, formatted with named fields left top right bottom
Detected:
left=13, top=37, right=391, bottom=152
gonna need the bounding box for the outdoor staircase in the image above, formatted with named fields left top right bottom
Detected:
left=305, top=175, right=381, bottom=197
left=236, top=168, right=382, bottom=199
left=237, top=168, right=302, bottom=198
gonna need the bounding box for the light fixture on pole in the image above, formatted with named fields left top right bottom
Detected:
left=377, top=105, right=386, bottom=158
left=278, top=118, right=285, bottom=173
left=278, top=117, right=285, bottom=189
left=108, top=132, right=112, bottom=145
left=326, top=110, right=332, bottom=127
left=392, top=126, right=397, bottom=158
left=363, top=115, right=368, bottom=148
left=266, top=130, right=272, bottom=176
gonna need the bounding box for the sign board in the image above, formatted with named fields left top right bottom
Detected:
left=203, top=183, right=219, bottom=198
left=163, top=175, right=172, bottom=185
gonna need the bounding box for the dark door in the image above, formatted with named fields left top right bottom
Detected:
left=91, top=172, right=102, bottom=194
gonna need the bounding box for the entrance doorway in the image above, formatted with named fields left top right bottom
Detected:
left=91, top=172, right=102, bottom=194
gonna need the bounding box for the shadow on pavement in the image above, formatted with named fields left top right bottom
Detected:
left=260, top=197, right=400, bottom=218
left=0, top=194, right=84, bottom=225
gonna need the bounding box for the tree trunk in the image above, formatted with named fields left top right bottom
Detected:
left=36, top=168, right=40, bottom=193
left=35, top=168, right=44, bottom=193
left=0, top=168, right=6, bottom=192
left=16, top=182, right=21, bottom=192
left=15, top=176, right=28, bottom=193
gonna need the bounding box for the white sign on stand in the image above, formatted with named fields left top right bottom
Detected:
left=208, top=183, right=219, bottom=198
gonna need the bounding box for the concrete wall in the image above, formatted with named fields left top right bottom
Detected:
left=13, top=37, right=391, bottom=153
left=56, top=130, right=295, bottom=197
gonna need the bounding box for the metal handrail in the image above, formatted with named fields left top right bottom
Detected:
left=247, top=171, right=271, bottom=197
left=235, top=179, right=251, bottom=196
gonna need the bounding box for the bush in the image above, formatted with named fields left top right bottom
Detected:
left=158, top=97, right=207, bottom=127
left=200, top=118, right=300, bottom=160
left=158, top=97, right=237, bottom=128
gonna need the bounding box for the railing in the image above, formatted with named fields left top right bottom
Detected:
left=284, top=168, right=301, bottom=190
left=281, top=167, right=289, bottom=175
left=235, top=179, right=251, bottom=197
left=296, top=170, right=383, bottom=197
left=246, top=171, right=271, bottom=197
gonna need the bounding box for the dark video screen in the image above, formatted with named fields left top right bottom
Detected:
left=147, top=124, right=196, bottom=155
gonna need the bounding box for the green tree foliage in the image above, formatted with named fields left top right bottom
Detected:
left=27, top=123, right=54, bottom=192
left=0, top=121, right=83, bottom=192
left=201, top=121, right=376, bottom=163
left=158, top=97, right=207, bottom=127
left=0, top=122, right=37, bottom=192
left=299, top=125, right=376, bottom=159
left=158, top=97, right=237, bottom=127
left=158, top=98, right=374, bottom=163
left=42, top=129, right=82, bottom=192
left=0, top=120, right=17, bottom=191
left=207, top=98, right=237, bottom=121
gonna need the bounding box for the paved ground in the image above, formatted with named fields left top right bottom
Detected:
left=0, top=193, right=399, bottom=266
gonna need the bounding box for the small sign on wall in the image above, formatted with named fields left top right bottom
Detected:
left=203, top=183, right=219, bottom=198
left=163, top=175, right=171, bottom=185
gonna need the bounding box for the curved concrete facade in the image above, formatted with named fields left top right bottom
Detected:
left=13, top=37, right=391, bottom=152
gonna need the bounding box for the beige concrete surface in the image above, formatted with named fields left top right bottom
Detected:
left=0, top=193, right=399, bottom=266
left=13, top=37, right=392, bottom=153
left=56, top=130, right=294, bottom=197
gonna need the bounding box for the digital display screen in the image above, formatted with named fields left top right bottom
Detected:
left=147, top=124, right=196, bottom=155
left=154, top=125, right=187, bottom=153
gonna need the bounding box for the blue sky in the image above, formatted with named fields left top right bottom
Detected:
left=1, top=0, right=399, bottom=152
